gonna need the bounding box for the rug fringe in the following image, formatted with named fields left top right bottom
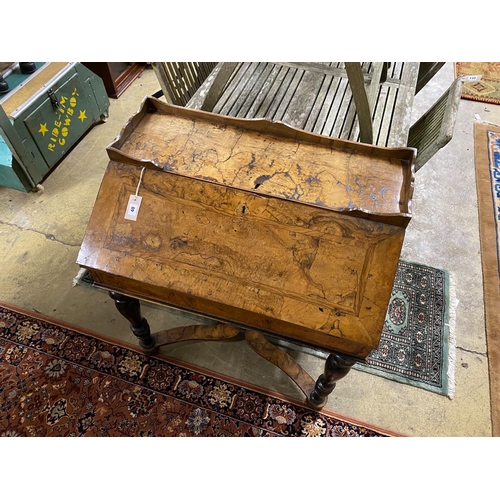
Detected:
left=446, top=271, right=459, bottom=399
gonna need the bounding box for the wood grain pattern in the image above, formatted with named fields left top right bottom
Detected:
left=108, top=98, right=415, bottom=224
left=78, top=99, right=415, bottom=359
left=245, top=330, right=317, bottom=401
left=153, top=323, right=243, bottom=346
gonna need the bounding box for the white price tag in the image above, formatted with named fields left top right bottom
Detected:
left=125, top=195, right=142, bottom=221
left=461, top=75, right=482, bottom=82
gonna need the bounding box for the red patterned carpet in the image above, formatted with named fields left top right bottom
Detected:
left=0, top=302, right=400, bottom=437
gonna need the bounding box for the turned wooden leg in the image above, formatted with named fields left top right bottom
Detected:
left=308, top=352, right=357, bottom=410
left=108, top=292, right=157, bottom=355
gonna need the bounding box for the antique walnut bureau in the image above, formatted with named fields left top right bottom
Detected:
left=77, top=97, right=415, bottom=409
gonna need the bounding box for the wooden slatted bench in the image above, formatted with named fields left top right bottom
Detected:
left=189, top=62, right=420, bottom=148
left=187, top=61, right=462, bottom=172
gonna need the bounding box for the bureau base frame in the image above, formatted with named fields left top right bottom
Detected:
left=108, top=291, right=358, bottom=410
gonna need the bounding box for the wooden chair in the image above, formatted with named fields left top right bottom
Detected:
left=415, top=62, right=446, bottom=94
left=407, top=76, right=463, bottom=171
left=152, top=62, right=217, bottom=106
left=348, top=65, right=462, bottom=170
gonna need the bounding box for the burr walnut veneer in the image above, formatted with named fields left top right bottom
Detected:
left=77, top=97, right=415, bottom=408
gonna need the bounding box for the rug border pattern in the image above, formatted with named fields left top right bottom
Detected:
left=474, top=121, right=500, bottom=436
left=355, top=260, right=456, bottom=398
left=0, top=301, right=402, bottom=437
left=455, top=62, right=500, bottom=106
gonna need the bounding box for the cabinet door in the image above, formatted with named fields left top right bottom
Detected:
left=25, top=73, right=90, bottom=166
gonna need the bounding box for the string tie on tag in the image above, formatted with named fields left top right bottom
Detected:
left=135, top=167, right=146, bottom=201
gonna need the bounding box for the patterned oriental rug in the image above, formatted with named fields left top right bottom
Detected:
left=353, top=261, right=455, bottom=397
left=455, top=63, right=500, bottom=105
left=74, top=259, right=456, bottom=398
left=473, top=122, right=500, bottom=436
left=0, top=303, right=401, bottom=437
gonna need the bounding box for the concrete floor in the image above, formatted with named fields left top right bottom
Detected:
left=0, top=63, right=497, bottom=437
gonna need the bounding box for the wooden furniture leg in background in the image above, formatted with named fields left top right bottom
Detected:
left=108, top=292, right=158, bottom=355
left=308, top=353, right=358, bottom=410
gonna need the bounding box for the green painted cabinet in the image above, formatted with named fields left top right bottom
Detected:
left=0, top=62, right=109, bottom=192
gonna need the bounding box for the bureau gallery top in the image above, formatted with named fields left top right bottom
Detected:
left=77, top=97, right=416, bottom=359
